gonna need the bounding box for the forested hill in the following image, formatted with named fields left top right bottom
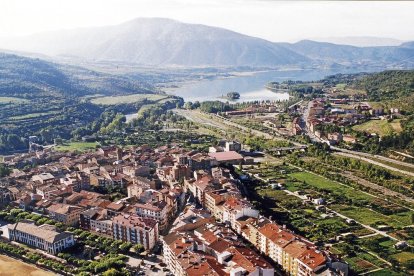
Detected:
left=0, top=52, right=155, bottom=99
left=354, top=70, right=414, bottom=101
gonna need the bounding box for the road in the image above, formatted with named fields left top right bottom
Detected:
left=334, top=152, right=414, bottom=177
left=175, top=108, right=304, bottom=146
left=331, top=147, right=414, bottom=171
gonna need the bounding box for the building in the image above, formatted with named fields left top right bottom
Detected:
left=7, top=221, right=75, bottom=255
left=79, top=208, right=113, bottom=237
left=0, top=187, right=15, bottom=206
left=32, top=173, right=56, bottom=185
left=47, top=203, right=84, bottom=226
left=221, top=197, right=259, bottom=230
left=112, top=214, right=158, bottom=250
left=208, top=151, right=244, bottom=165
left=134, top=201, right=169, bottom=230
left=225, top=141, right=242, bottom=152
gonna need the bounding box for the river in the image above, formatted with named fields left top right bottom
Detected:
left=164, top=68, right=378, bottom=102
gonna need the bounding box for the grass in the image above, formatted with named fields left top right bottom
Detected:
left=91, top=94, right=168, bottom=105
left=332, top=205, right=409, bottom=228
left=55, top=142, right=99, bottom=152
left=0, top=97, right=29, bottom=104
left=288, top=171, right=374, bottom=202
left=352, top=119, right=402, bottom=136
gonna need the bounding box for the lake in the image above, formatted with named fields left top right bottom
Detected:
left=165, top=68, right=375, bottom=102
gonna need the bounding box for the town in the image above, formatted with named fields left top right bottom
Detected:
left=0, top=140, right=349, bottom=276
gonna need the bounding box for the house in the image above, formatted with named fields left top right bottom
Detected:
left=342, top=135, right=357, bottom=144
left=7, top=221, right=75, bottom=255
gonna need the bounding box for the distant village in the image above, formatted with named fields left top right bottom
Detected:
left=0, top=141, right=349, bottom=276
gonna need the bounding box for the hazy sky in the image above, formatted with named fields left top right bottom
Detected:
left=0, top=0, right=413, bottom=42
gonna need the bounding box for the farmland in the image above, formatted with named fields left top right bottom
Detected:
left=352, top=119, right=402, bottom=136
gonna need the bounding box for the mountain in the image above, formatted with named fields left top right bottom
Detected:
left=284, top=40, right=414, bottom=68
left=0, top=18, right=310, bottom=67
left=308, top=36, right=405, bottom=47
left=0, top=52, right=155, bottom=99
left=0, top=18, right=413, bottom=69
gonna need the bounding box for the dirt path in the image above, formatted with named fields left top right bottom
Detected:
left=0, top=255, right=55, bottom=276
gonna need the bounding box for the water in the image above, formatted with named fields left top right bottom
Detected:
left=165, top=68, right=374, bottom=102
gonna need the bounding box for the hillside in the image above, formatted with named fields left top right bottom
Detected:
left=354, top=70, right=414, bottom=101
left=0, top=52, right=178, bottom=155
left=0, top=52, right=155, bottom=99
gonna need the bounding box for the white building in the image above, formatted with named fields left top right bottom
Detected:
left=7, top=221, right=75, bottom=255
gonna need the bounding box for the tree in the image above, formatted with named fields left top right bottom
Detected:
left=119, top=242, right=132, bottom=253
left=102, top=268, right=122, bottom=276
left=184, top=102, right=193, bottom=110
left=133, top=244, right=144, bottom=254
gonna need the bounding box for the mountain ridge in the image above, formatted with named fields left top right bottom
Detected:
left=0, top=18, right=413, bottom=68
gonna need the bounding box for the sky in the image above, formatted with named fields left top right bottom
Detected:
left=0, top=0, right=413, bottom=42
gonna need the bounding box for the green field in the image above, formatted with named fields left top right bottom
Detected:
left=0, top=97, right=29, bottom=104
left=288, top=171, right=374, bottom=202
left=352, top=119, right=402, bottom=136
left=91, top=94, right=168, bottom=105
left=333, top=205, right=411, bottom=228
left=55, top=142, right=99, bottom=152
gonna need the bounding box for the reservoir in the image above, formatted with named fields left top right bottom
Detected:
left=165, top=68, right=377, bottom=102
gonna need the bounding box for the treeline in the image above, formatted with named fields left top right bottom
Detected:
left=184, top=101, right=235, bottom=113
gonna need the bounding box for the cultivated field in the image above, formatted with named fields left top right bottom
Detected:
left=352, top=119, right=402, bottom=136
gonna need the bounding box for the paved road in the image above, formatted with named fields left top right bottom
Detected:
left=331, top=147, right=414, bottom=171
left=334, top=152, right=414, bottom=177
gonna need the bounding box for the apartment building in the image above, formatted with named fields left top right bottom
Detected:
left=112, top=214, right=158, bottom=250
